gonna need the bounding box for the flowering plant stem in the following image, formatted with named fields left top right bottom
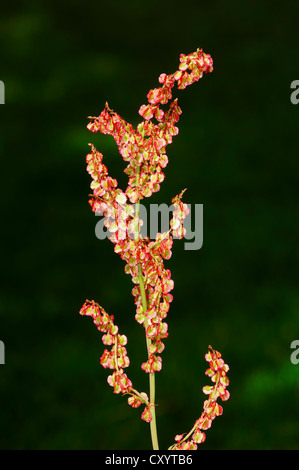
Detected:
left=135, top=199, right=159, bottom=450
left=79, top=48, right=230, bottom=450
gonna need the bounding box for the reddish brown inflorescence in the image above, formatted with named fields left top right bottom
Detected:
left=80, top=49, right=229, bottom=431
left=169, top=346, right=230, bottom=449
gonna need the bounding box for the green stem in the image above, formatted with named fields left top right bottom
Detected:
left=134, top=199, right=159, bottom=451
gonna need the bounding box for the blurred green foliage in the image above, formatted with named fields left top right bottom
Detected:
left=0, top=0, right=298, bottom=450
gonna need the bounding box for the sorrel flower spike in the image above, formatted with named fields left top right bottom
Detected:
left=80, top=48, right=221, bottom=451
left=87, top=48, right=213, bottom=203
left=168, top=346, right=230, bottom=450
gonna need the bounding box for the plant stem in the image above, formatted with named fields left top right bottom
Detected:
left=134, top=199, right=159, bottom=450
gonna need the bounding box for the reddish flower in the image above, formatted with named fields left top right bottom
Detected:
left=169, top=346, right=229, bottom=450
left=141, top=404, right=154, bottom=423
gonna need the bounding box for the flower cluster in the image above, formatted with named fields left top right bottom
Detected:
left=87, top=48, right=213, bottom=205
left=170, top=189, right=190, bottom=239
left=85, top=142, right=189, bottom=376
left=80, top=49, right=221, bottom=435
left=87, top=101, right=168, bottom=203
left=83, top=50, right=206, bottom=376
left=169, top=346, right=230, bottom=450
left=139, top=48, right=213, bottom=123
left=79, top=300, right=130, bottom=388
left=79, top=299, right=153, bottom=421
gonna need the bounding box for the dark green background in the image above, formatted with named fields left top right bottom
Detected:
left=1, top=0, right=298, bottom=450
